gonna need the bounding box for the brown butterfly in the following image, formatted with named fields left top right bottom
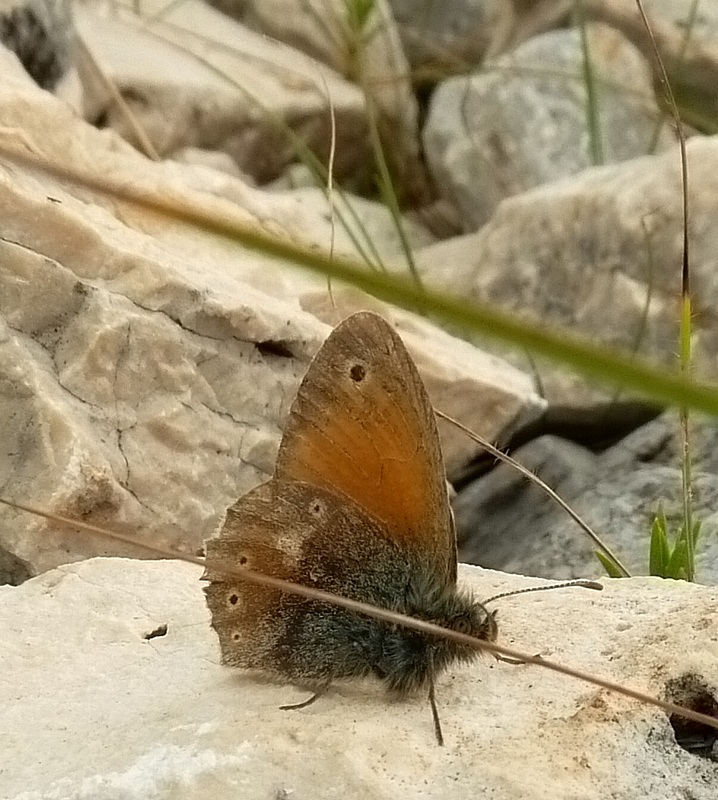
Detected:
left=202, top=311, right=497, bottom=744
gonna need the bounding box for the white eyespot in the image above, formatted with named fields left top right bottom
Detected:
left=308, top=498, right=326, bottom=518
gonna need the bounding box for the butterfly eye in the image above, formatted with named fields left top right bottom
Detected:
left=452, top=617, right=473, bottom=635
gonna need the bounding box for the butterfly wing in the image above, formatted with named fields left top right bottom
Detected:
left=203, top=478, right=411, bottom=683
left=274, top=312, right=457, bottom=584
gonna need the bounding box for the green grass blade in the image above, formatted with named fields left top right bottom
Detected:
left=595, top=550, right=625, bottom=578
left=691, top=518, right=703, bottom=549
left=649, top=511, right=669, bottom=577
left=667, top=537, right=688, bottom=581
left=576, top=0, right=605, bottom=165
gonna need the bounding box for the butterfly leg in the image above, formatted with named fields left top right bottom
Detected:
left=428, top=679, right=444, bottom=747
left=279, top=682, right=331, bottom=711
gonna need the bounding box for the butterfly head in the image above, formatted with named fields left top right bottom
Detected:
left=424, top=588, right=498, bottom=670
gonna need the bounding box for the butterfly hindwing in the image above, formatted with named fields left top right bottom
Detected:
left=203, top=478, right=413, bottom=683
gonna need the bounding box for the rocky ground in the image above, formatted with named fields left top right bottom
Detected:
left=0, top=1, right=717, bottom=797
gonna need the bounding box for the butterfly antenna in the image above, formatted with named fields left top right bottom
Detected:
left=428, top=677, right=444, bottom=747
left=483, top=579, right=603, bottom=606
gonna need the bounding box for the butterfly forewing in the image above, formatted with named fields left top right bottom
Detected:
left=275, top=312, right=456, bottom=584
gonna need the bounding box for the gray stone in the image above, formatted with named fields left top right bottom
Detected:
left=231, top=0, right=428, bottom=200
left=416, top=136, right=718, bottom=406
left=455, top=413, right=718, bottom=584
left=487, top=0, right=572, bottom=57
left=591, top=0, right=718, bottom=47
left=424, top=24, right=670, bottom=230
left=586, top=0, right=718, bottom=132
left=73, top=1, right=371, bottom=184
left=455, top=435, right=599, bottom=574
left=0, top=543, right=32, bottom=585
left=388, top=0, right=494, bottom=69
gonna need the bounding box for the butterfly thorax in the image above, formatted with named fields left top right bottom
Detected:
left=370, top=578, right=498, bottom=697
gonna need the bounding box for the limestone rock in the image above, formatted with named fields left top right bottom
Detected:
left=592, top=0, right=718, bottom=46
left=73, top=1, right=370, bottom=184
left=0, top=61, right=542, bottom=576
left=424, top=24, right=671, bottom=231
left=1, top=557, right=716, bottom=798
left=487, top=0, right=572, bottom=57
left=416, top=136, right=718, bottom=405
left=211, top=0, right=428, bottom=200
left=268, top=185, right=437, bottom=257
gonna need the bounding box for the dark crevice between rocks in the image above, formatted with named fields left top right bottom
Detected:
left=255, top=340, right=296, bottom=359
left=665, top=674, right=718, bottom=760
left=453, top=399, right=663, bottom=490
left=0, top=6, right=67, bottom=91
left=0, top=545, right=34, bottom=586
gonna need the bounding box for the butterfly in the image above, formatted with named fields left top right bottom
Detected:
left=202, top=311, right=497, bottom=744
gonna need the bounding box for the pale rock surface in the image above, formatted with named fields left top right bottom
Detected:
left=73, top=0, right=370, bottom=184
left=1, top=558, right=716, bottom=798
left=0, top=54, right=542, bottom=577
left=424, top=24, right=671, bottom=231
left=416, top=136, right=718, bottom=405
left=269, top=185, right=437, bottom=257
left=173, top=145, right=252, bottom=180
left=587, top=0, right=718, bottom=50
left=205, top=0, right=427, bottom=200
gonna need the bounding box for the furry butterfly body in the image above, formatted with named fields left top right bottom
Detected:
left=203, top=312, right=496, bottom=730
